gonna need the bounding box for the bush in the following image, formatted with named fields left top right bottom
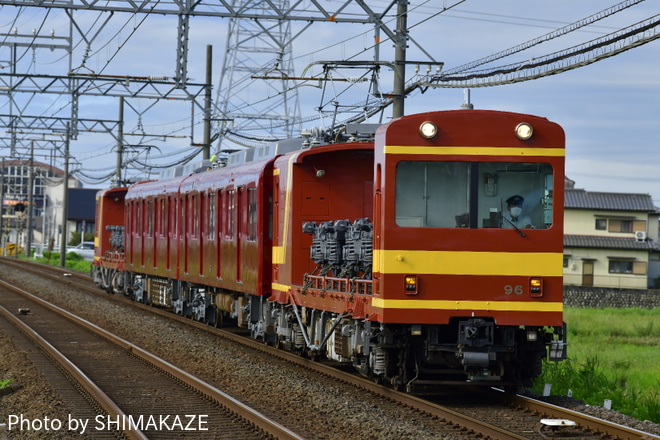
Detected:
left=66, top=251, right=84, bottom=261
left=29, top=251, right=91, bottom=274
left=68, top=231, right=94, bottom=247
left=533, top=307, right=660, bottom=423
left=534, top=356, right=660, bottom=423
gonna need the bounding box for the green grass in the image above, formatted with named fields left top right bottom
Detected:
left=533, top=307, right=660, bottom=423
left=30, top=250, right=92, bottom=273
left=0, top=379, right=12, bottom=389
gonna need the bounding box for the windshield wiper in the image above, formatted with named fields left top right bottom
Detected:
left=502, top=215, right=526, bottom=238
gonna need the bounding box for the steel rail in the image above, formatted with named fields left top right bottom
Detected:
left=0, top=277, right=305, bottom=440
left=0, top=301, right=147, bottom=440
left=503, top=394, right=660, bottom=440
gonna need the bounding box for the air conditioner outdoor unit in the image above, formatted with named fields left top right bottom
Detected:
left=635, top=231, right=647, bottom=242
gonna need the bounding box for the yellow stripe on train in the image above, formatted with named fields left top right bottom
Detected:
left=371, top=298, right=563, bottom=312
left=374, top=250, right=563, bottom=277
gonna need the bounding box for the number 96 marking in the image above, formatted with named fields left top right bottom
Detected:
left=504, top=285, right=524, bottom=295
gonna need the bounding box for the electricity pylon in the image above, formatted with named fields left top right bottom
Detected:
left=214, top=0, right=302, bottom=152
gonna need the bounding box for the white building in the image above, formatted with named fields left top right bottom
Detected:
left=0, top=159, right=85, bottom=254
left=563, top=188, right=660, bottom=290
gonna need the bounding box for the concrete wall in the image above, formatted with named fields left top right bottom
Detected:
left=564, top=286, right=660, bottom=308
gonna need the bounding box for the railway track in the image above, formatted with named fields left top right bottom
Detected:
left=0, top=272, right=303, bottom=440
left=1, top=257, right=658, bottom=440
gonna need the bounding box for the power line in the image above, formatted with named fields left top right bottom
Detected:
left=424, top=14, right=660, bottom=88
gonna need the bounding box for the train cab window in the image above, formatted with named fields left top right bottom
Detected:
left=477, top=162, right=554, bottom=230
left=396, top=162, right=469, bottom=227
left=395, top=161, right=554, bottom=229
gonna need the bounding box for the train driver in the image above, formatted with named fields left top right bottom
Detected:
left=503, top=195, right=534, bottom=229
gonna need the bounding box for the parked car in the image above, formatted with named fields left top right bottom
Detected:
left=67, top=241, right=95, bottom=261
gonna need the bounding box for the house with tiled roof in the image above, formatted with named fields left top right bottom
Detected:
left=563, top=187, right=660, bottom=289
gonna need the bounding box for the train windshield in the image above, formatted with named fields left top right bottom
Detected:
left=395, top=161, right=554, bottom=229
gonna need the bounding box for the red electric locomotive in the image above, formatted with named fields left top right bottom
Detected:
left=93, top=109, right=567, bottom=392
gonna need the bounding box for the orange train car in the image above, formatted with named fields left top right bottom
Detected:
left=93, top=109, right=567, bottom=392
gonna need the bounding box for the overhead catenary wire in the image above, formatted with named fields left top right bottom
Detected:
left=3, top=1, right=658, bottom=182
left=425, top=14, right=660, bottom=88
left=439, top=0, right=647, bottom=76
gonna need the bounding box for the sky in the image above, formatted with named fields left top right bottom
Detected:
left=1, top=1, right=660, bottom=203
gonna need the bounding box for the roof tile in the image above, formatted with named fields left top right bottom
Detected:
left=565, top=189, right=656, bottom=211
left=564, top=234, right=660, bottom=251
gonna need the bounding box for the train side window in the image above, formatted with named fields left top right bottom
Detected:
left=226, top=189, right=236, bottom=240
left=136, top=200, right=143, bottom=237
left=208, top=192, right=216, bottom=239
left=247, top=187, right=257, bottom=241
left=179, top=196, right=185, bottom=239
left=147, top=199, right=154, bottom=237
left=159, top=198, right=167, bottom=237
left=191, top=194, right=200, bottom=238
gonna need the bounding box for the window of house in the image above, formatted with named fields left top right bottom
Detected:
left=608, top=219, right=633, bottom=233
left=609, top=260, right=633, bottom=274
left=595, top=219, right=607, bottom=230
left=608, top=259, right=647, bottom=275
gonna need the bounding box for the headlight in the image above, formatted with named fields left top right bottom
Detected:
left=515, top=122, right=534, bottom=141
left=419, top=121, right=437, bottom=139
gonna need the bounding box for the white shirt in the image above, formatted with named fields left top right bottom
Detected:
left=503, top=212, right=533, bottom=229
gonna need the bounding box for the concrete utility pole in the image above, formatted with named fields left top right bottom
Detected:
left=392, top=0, right=408, bottom=119
left=115, top=97, right=124, bottom=187
left=203, top=45, right=212, bottom=160
left=25, top=141, right=35, bottom=257
left=59, top=124, right=70, bottom=268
